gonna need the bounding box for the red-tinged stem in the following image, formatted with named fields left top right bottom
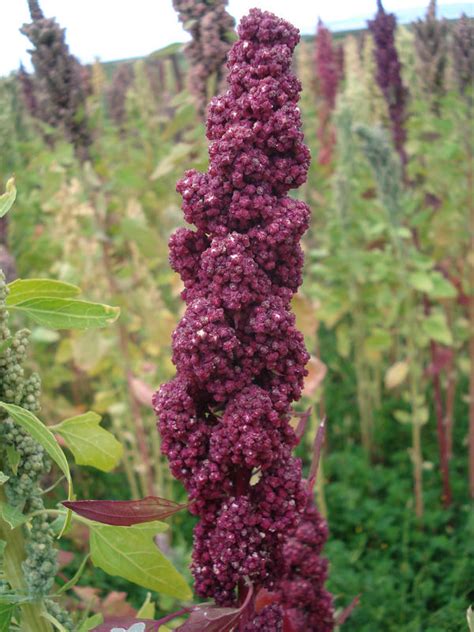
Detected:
left=430, top=341, right=452, bottom=507
left=444, top=342, right=456, bottom=460
left=308, top=418, right=326, bottom=491
left=469, top=136, right=474, bottom=499
left=469, top=284, right=474, bottom=499
left=422, top=292, right=452, bottom=507
left=156, top=607, right=190, bottom=627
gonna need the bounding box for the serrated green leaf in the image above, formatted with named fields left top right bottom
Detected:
left=9, top=298, right=120, bottom=330
left=89, top=521, right=192, bottom=600
left=6, top=279, right=81, bottom=306
left=0, top=502, right=28, bottom=529
left=0, top=177, right=16, bottom=218
left=0, top=403, right=72, bottom=502
left=53, top=412, right=123, bottom=472
left=422, top=312, right=453, bottom=345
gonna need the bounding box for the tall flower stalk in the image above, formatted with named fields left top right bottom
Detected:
left=451, top=13, right=474, bottom=98
left=368, top=0, right=409, bottom=168
left=413, top=0, right=447, bottom=112
left=0, top=271, right=72, bottom=631
left=20, top=0, right=92, bottom=161
left=172, top=0, right=235, bottom=117
left=154, top=9, right=332, bottom=627
left=314, top=19, right=340, bottom=165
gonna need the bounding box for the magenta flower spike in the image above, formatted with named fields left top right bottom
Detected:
left=154, top=10, right=333, bottom=626
left=314, top=19, right=341, bottom=164
left=368, top=0, right=409, bottom=167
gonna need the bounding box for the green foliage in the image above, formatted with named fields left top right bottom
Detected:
left=0, top=178, right=16, bottom=218
left=88, top=521, right=192, bottom=600
left=53, top=412, right=123, bottom=472
left=0, top=402, right=73, bottom=501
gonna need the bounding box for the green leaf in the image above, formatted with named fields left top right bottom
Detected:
left=467, top=606, right=474, bottom=632
left=6, top=447, right=20, bottom=476
left=0, top=602, right=15, bottom=632
left=53, top=412, right=123, bottom=473
left=394, top=410, right=411, bottom=424
left=77, top=614, right=103, bottom=632
left=0, top=502, right=28, bottom=529
left=427, top=272, right=457, bottom=299
left=9, top=298, right=120, bottom=330
left=6, top=279, right=81, bottom=306
left=41, top=612, right=68, bottom=632
left=408, top=272, right=433, bottom=293
left=89, top=521, right=192, bottom=600
left=0, top=540, right=5, bottom=557
left=0, top=403, right=72, bottom=501
left=137, top=592, right=155, bottom=618
left=0, top=177, right=16, bottom=218
left=0, top=472, right=9, bottom=485
left=422, top=312, right=453, bottom=346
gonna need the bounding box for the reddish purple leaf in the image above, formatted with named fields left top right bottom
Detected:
left=176, top=585, right=253, bottom=631
left=63, top=496, right=188, bottom=526
left=307, top=417, right=326, bottom=492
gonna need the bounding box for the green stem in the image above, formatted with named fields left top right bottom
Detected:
left=0, top=488, right=53, bottom=632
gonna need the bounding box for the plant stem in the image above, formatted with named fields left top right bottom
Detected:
left=430, top=340, right=452, bottom=507
left=469, top=138, right=474, bottom=499
left=0, top=488, right=52, bottom=632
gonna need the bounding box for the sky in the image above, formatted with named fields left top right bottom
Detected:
left=1, top=0, right=471, bottom=77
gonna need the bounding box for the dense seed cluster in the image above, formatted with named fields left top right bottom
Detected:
left=20, top=0, right=91, bottom=161
left=154, top=9, right=314, bottom=607
left=0, top=271, right=71, bottom=627
left=368, top=0, right=409, bottom=166
left=413, top=0, right=447, bottom=108
left=314, top=19, right=341, bottom=164
left=451, top=14, right=474, bottom=96
left=276, top=494, right=334, bottom=631
left=107, top=64, right=134, bottom=128
left=172, top=0, right=235, bottom=115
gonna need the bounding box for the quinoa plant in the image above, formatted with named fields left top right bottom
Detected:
left=154, top=8, right=333, bottom=628
left=20, top=0, right=92, bottom=161
left=172, top=0, right=235, bottom=116
left=451, top=13, right=474, bottom=97
left=314, top=19, right=340, bottom=165
left=368, top=0, right=409, bottom=168
left=107, top=64, right=134, bottom=129
left=413, top=0, right=448, bottom=112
